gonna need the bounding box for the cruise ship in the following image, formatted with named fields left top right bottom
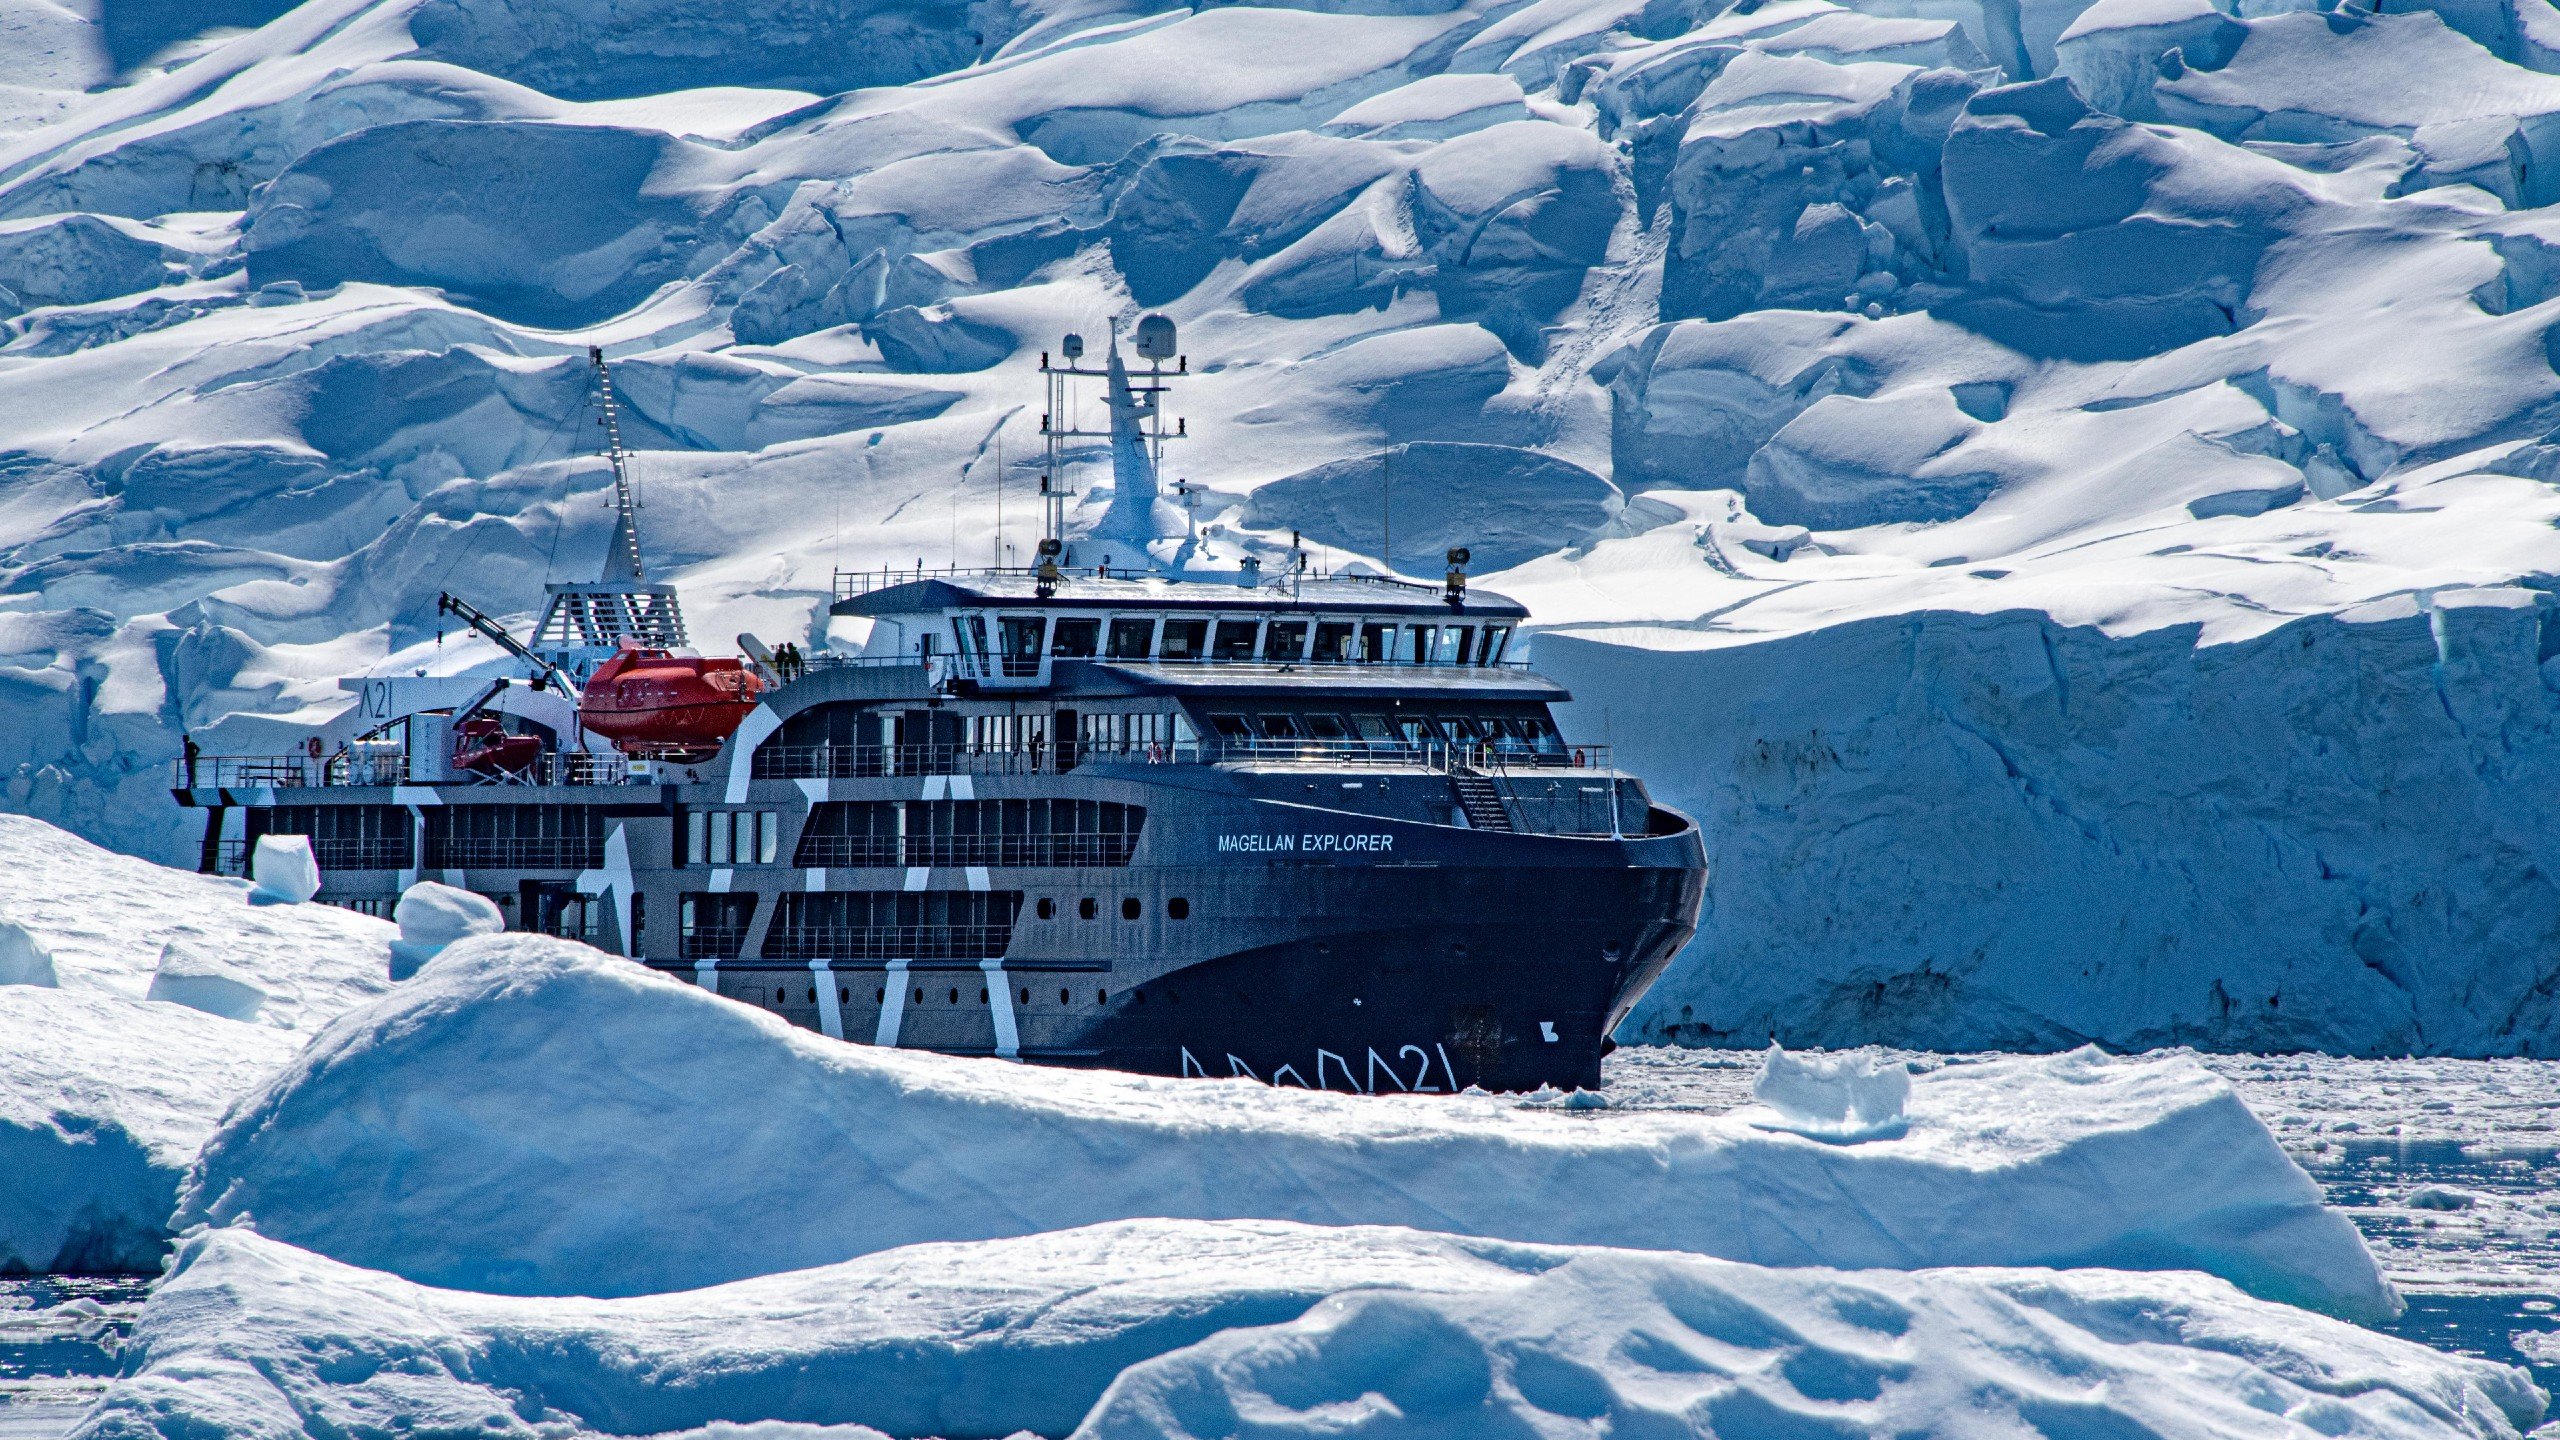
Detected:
left=172, top=322, right=1708, bottom=1091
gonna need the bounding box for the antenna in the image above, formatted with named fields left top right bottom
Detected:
left=1039, top=315, right=1187, bottom=566
left=1380, top=443, right=1392, bottom=578
left=589, top=346, right=644, bottom=584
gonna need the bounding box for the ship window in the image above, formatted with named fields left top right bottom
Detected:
left=1360, top=623, right=1393, bottom=662
left=1060, top=988, right=1071, bottom=1004
left=1051, top=617, right=1101, bottom=657
left=1107, top=618, right=1155, bottom=658
left=950, top=987, right=959, bottom=1004
left=1403, top=626, right=1433, bottom=664
left=1444, top=715, right=1488, bottom=741
left=1212, top=620, right=1260, bottom=661
left=1264, top=620, right=1310, bottom=661
left=1304, top=713, right=1348, bottom=740
left=1255, top=714, right=1301, bottom=739
left=1433, top=627, right=1467, bottom=664
left=1206, top=713, right=1251, bottom=739
left=998, top=615, right=1046, bottom=676
left=1037, top=897, right=1055, bottom=919
left=1079, top=897, right=1098, bottom=920
left=1168, top=897, right=1190, bottom=919
left=693, top=810, right=778, bottom=866
left=1020, top=986, right=1030, bottom=1003
left=1484, top=625, right=1513, bottom=664
left=1121, top=897, right=1141, bottom=920
left=1349, top=714, right=1392, bottom=740
left=1312, top=621, right=1356, bottom=662
left=955, top=614, right=989, bottom=656
left=1159, top=618, right=1208, bottom=659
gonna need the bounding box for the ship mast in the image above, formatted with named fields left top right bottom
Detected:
left=1038, top=314, right=1186, bottom=570
left=526, top=347, right=689, bottom=682
left=594, top=345, right=646, bottom=585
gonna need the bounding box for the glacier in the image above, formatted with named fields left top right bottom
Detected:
left=3, top=0, right=2560, bottom=1057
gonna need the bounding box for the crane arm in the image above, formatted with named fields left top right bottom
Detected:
left=437, top=593, right=574, bottom=694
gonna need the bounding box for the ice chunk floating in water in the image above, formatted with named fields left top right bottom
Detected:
left=181, top=936, right=2396, bottom=1318
left=1749, top=1043, right=1912, bottom=1139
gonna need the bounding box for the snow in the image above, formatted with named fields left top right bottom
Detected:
left=179, top=934, right=2397, bottom=1321
left=68, top=1225, right=2542, bottom=1440
left=0, top=816, right=391, bottom=1273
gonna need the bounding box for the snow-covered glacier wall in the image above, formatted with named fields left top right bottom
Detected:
left=1544, top=587, right=2560, bottom=1056
left=7, top=0, right=2560, bottom=1050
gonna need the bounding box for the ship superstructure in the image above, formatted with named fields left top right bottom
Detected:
left=173, top=320, right=1707, bottom=1091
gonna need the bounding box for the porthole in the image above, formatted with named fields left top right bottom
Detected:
left=913, top=987, right=923, bottom=1003
left=949, top=987, right=959, bottom=1004
left=875, top=988, right=884, bottom=1003
left=1121, top=897, right=1141, bottom=920
left=1037, top=897, right=1056, bottom=919
left=1168, top=897, right=1190, bottom=920
left=1134, top=989, right=1146, bottom=1005
left=773, top=989, right=784, bottom=1004
left=839, top=988, right=848, bottom=1004
left=1059, top=988, right=1070, bottom=1004
left=978, top=988, right=988, bottom=1003
left=1019, top=987, right=1030, bottom=1003
left=1097, top=988, right=1107, bottom=1004
left=1079, top=897, right=1098, bottom=920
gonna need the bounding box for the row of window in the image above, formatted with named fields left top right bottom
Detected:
left=960, top=613, right=1513, bottom=667
left=677, top=888, right=1194, bottom=959
left=1202, top=711, right=1564, bottom=750
left=797, top=800, right=1145, bottom=869
left=255, top=805, right=607, bottom=870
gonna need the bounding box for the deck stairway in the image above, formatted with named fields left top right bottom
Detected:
left=1450, top=768, right=1515, bottom=832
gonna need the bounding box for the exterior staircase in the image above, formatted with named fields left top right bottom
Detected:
left=1450, top=768, right=1515, bottom=832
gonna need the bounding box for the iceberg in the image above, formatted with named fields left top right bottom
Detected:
left=74, top=1223, right=2539, bottom=1440
left=0, top=816, right=391, bottom=1272
left=182, top=935, right=2396, bottom=1319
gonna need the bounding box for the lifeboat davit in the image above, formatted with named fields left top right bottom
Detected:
left=577, top=646, right=766, bottom=759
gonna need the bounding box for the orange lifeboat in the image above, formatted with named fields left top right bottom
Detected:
left=577, top=645, right=765, bottom=759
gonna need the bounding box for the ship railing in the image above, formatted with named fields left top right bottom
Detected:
left=421, top=839, right=608, bottom=870
left=175, top=753, right=412, bottom=789
left=1192, top=739, right=1607, bottom=773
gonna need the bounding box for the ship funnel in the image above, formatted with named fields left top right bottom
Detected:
left=1134, top=313, right=1177, bottom=362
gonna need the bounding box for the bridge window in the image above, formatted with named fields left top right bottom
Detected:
left=1051, top=617, right=1101, bottom=658
left=1212, top=620, right=1260, bottom=661
left=1484, top=625, right=1513, bottom=663
left=1255, top=714, right=1301, bottom=739
left=1159, top=618, right=1208, bottom=659
left=1434, top=627, right=1468, bottom=664
left=1265, top=620, right=1309, bottom=662
left=1206, top=713, right=1251, bottom=739
left=998, top=615, right=1046, bottom=676
left=1304, top=714, right=1349, bottom=740
left=1313, top=621, right=1356, bottom=661
left=1403, top=626, right=1433, bottom=664
left=1107, top=617, right=1155, bottom=658
left=1360, top=622, right=1393, bottom=662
